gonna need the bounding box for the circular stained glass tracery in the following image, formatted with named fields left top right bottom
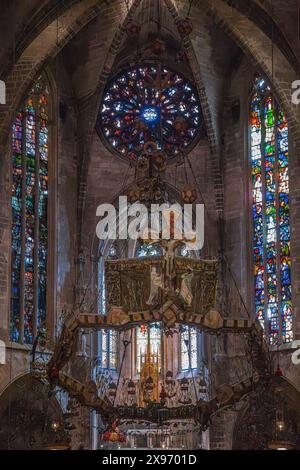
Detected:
left=98, top=64, right=202, bottom=160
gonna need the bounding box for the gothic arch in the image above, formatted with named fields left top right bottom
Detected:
left=0, top=374, right=65, bottom=450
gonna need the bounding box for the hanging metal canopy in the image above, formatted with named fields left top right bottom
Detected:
left=105, top=254, right=218, bottom=329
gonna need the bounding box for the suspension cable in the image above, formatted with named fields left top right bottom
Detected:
left=113, top=331, right=133, bottom=407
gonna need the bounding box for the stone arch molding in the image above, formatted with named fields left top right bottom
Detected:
left=198, top=0, right=300, bottom=144
left=0, top=371, right=32, bottom=397
left=0, top=0, right=133, bottom=148
left=0, top=373, right=65, bottom=450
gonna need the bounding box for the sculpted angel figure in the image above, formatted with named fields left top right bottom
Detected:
left=76, top=328, right=88, bottom=358
left=179, top=267, right=194, bottom=307
left=146, top=266, right=164, bottom=306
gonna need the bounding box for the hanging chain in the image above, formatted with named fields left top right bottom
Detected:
left=113, top=331, right=132, bottom=407
left=187, top=0, right=194, bottom=18
left=123, top=0, right=130, bottom=13
left=184, top=334, right=199, bottom=401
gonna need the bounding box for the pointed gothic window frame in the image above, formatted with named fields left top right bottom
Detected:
left=10, top=74, right=53, bottom=345
left=98, top=243, right=119, bottom=371
left=249, top=74, right=293, bottom=345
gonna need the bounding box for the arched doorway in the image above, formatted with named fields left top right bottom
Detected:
left=0, top=374, right=68, bottom=450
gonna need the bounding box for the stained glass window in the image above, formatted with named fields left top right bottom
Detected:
left=99, top=245, right=118, bottom=370
left=136, top=323, right=161, bottom=373
left=250, top=76, right=292, bottom=344
left=98, top=64, right=201, bottom=160
left=11, top=76, right=49, bottom=344
left=180, top=326, right=198, bottom=371
left=135, top=241, right=162, bottom=257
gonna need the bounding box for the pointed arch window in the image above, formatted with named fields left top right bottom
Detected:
left=180, top=326, right=198, bottom=371
left=99, top=244, right=118, bottom=370
left=250, top=76, right=292, bottom=344
left=11, top=76, right=49, bottom=344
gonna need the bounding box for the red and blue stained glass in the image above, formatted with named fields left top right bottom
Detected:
left=250, top=76, right=292, bottom=344
left=98, top=64, right=201, bottom=160
left=11, top=77, right=49, bottom=343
